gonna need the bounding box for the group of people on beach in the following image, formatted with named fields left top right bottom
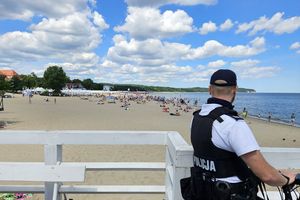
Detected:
left=156, top=97, right=197, bottom=116
left=240, top=108, right=296, bottom=126
left=265, top=111, right=296, bottom=126
left=76, top=92, right=200, bottom=115
left=80, top=92, right=151, bottom=111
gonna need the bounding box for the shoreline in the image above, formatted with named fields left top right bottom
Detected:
left=151, top=92, right=300, bottom=126
left=248, top=115, right=300, bottom=128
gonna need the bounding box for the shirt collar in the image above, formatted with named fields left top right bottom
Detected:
left=207, top=97, right=234, bottom=110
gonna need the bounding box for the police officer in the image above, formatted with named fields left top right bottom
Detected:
left=190, top=69, right=296, bottom=200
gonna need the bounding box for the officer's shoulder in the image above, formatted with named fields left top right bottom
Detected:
left=228, top=114, right=244, bottom=121
left=220, top=114, right=244, bottom=123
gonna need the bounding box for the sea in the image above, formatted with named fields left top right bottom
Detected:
left=151, top=92, right=300, bottom=126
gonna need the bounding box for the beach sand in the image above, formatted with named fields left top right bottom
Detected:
left=0, top=94, right=299, bottom=200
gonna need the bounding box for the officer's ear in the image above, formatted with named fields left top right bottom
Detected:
left=208, top=85, right=212, bottom=95
left=234, top=86, right=238, bottom=93
left=231, top=86, right=238, bottom=96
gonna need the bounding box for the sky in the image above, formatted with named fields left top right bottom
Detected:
left=0, top=0, right=300, bottom=93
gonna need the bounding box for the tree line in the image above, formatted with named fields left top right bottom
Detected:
left=0, top=66, right=105, bottom=95
left=0, top=66, right=256, bottom=96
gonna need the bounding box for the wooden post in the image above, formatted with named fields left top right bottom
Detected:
left=166, top=146, right=190, bottom=200
left=44, top=144, right=62, bottom=200
left=0, top=96, right=3, bottom=111
left=165, top=147, right=173, bottom=200
left=166, top=132, right=193, bottom=200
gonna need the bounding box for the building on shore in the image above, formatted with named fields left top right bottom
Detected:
left=103, top=84, right=113, bottom=91
left=64, top=83, right=85, bottom=90
left=0, top=69, right=18, bottom=80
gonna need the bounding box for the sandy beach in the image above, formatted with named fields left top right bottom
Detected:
left=0, top=94, right=299, bottom=200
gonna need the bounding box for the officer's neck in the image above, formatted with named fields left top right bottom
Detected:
left=212, top=95, right=233, bottom=103
left=207, top=96, right=234, bottom=110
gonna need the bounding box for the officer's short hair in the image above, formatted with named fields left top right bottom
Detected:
left=210, top=84, right=236, bottom=96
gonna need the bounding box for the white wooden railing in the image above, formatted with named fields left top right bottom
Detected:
left=0, top=131, right=299, bottom=200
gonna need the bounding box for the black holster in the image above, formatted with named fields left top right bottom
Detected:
left=180, top=168, right=260, bottom=200
left=180, top=168, right=208, bottom=200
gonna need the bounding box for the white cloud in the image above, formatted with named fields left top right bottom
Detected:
left=199, top=21, right=217, bottom=35
left=199, top=19, right=233, bottom=35
left=98, top=35, right=195, bottom=84
left=182, top=69, right=216, bottom=82
left=97, top=35, right=267, bottom=85
left=0, top=0, right=90, bottom=21
left=106, top=35, right=265, bottom=68
left=239, top=67, right=280, bottom=78
left=30, top=13, right=101, bottom=51
left=28, top=13, right=100, bottom=51
left=231, top=59, right=260, bottom=68
left=100, top=60, right=120, bottom=69
left=93, top=11, right=109, bottom=30
left=44, top=62, right=99, bottom=78
left=186, top=37, right=265, bottom=59
left=289, top=42, right=300, bottom=54
left=231, top=59, right=280, bottom=78
left=208, top=60, right=226, bottom=68
left=236, top=12, right=300, bottom=35
left=250, top=37, right=266, bottom=47
left=220, top=19, right=234, bottom=31
left=107, top=35, right=191, bottom=67
left=69, top=53, right=99, bottom=66
left=116, top=64, right=192, bottom=76
left=290, top=42, right=300, bottom=50
left=96, top=62, right=194, bottom=85
left=125, top=0, right=217, bottom=7
left=0, top=11, right=108, bottom=76
left=114, top=7, right=193, bottom=39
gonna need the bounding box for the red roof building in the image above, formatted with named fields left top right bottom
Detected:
left=0, top=70, right=18, bottom=80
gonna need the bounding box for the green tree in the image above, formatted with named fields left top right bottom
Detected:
left=72, top=79, right=82, bottom=84
left=92, top=83, right=103, bottom=90
left=65, top=76, right=71, bottom=84
left=43, top=66, right=67, bottom=94
left=9, top=75, right=23, bottom=93
left=36, top=77, right=45, bottom=88
left=82, top=79, right=94, bottom=90
left=20, top=73, right=38, bottom=89
left=0, top=75, right=9, bottom=110
left=0, top=75, right=8, bottom=95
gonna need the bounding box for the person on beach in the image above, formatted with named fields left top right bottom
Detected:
left=291, top=113, right=296, bottom=126
left=170, top=109, right=180, bottom=116
left=242, top=107, right=248, bottom=118
left=187, top=69, right=296, bottom=200
left=268, top=112, right=271, bottom=122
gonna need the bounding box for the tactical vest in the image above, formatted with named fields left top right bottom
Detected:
left=191, top=106, right=253, bottom=180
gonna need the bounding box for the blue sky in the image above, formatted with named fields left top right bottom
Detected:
left=0, top=0, right=299, bottom=92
